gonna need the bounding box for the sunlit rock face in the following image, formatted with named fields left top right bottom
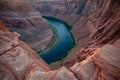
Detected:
left=0, top=0, right=53, bottom=50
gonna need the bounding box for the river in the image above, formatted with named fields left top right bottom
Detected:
left=39, top=16, right=74, bottom=64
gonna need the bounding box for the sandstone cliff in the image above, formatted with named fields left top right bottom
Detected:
left=0, top=19, right=120, bottom=80
left=77, top=0, right=120, bottom=62
left=0, top=0, right=120, bottom=80
left=0, top=0, right=53, bottom=50
left=57, top=0, right=120, bottom=67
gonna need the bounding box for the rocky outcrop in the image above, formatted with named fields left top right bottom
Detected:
left=71, top=44, right=120, bottom=80
left=76, top=0, right=120, bottom=62
left=82, top=0, right=120, bottom=45
left=0, top=0, right=53, bottom=50
left=0, top=23, right=120, bottom=79
left=60, top=0, right=120, bottom=67
left=0, top=20, right=52, bottom=80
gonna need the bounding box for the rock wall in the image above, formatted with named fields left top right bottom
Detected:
left=30, top=0, right=91, bottom=68
left=0, top=0, right=53, bottom=50
left=77, top=0, right=120, bottom=62
left=0, top=20, right=52, bottom=80
left=0, top=0, right=120, bottom=79
left=0, top=21, right=120, bottom=80
left=58, top=0, right=120, bottom=67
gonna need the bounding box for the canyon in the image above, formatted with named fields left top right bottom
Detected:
left=0, top=0, right=120, bottom=80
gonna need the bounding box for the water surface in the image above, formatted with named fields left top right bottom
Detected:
left=39, top=17, right=73, bottom=64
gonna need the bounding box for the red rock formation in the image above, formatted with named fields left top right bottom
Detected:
left=0, top=18, right=120, bottom=80
left=72, top=0, right=120, bottom=63
left=0, top=0, right=53, bottom=50
left=71, top=44, right=120, bottom=80
left=0, top=20, right=52, bottom=80
left=0, top=0, right=120, bottom=79
left=25, top=0, right=120, bottom=68
left=0, top=26, right=120, bottom=80
left=59, top=0, right=120, bottom=67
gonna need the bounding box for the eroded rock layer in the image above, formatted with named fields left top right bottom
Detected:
left=0, top=23, right=120, bottom=80
left=0, top=0, right=120, bottom=80
left=62, top=0, right=120, bottom=67
left=0, top=0, right=53, bottom=50
left=77, top=0, right=120, bottom=62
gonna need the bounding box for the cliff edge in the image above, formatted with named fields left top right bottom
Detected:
left=0, top=19, right=120, bottom=80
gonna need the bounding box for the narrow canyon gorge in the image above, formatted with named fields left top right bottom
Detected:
left=0, top=0, right=120, bottom=80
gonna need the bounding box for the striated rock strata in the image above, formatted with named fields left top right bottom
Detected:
left=0, top=0, right=53, bottom=50
left=0, top=0, right=120, bottom=79
left=77, top=0, right=120, bottom=63
left=58, top=0, right=120, bottom=67
left=0, top=21, right=120, bottom=80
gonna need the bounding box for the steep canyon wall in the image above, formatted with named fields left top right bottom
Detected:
left=0, top=0, right=120, bottom=80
